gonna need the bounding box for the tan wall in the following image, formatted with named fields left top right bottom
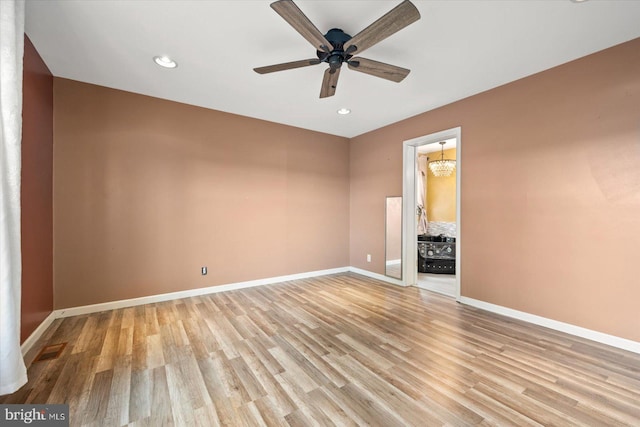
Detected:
left=350, top=38, right=640, bottom=341
left=349, top=124, right=404, bottom=272
left=21, top=35, right=53, bottom=342
left=425, top=148, right=456, bottom=222
left=53, top=79, right=350, bottom=308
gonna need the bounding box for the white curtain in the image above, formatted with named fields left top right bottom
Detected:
left=417, top=155, right=429, bottom=235
left=0, top=0, right=27, bottom=395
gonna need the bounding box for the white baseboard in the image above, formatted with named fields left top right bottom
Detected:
left=21, top=311, right=57, bottom=357
left=385, top=259, right=401, bottom=266
left=349, top=266, right=405, bottom=287
left=54, top=266, right=350, bottom=319
left=21, top=268, right=639, bottom=357
left=459, top=296, right=640, bottom=355
left=21, top=267, right=348, bottom=356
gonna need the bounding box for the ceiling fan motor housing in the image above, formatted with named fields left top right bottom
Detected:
left=317, top=28, right=353, bottom=69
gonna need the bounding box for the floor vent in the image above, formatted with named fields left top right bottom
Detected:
left=34, top=343, right=67, bottom=362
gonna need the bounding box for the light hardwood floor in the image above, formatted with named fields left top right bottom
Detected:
left=3, top=273, right=640, bottom=426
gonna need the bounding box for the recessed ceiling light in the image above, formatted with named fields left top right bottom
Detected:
left=153, top=55, right=177, bottom=69
left=570, top=0, right=589, bottom=3
left=337, top=108, right=351, bottom=115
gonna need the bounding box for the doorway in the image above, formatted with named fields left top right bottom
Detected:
left=402, top=127, right=461, bottom=299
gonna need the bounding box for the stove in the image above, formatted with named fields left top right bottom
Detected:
left=418, top=235, right=456, bottom=274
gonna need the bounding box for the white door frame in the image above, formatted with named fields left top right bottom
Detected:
left=402, top=127, right=462, bottom=300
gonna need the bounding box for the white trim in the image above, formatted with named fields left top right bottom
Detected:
left=401, top=142, right=417, bottom=286
left=349, top=267, right=405, bottom=287
left=20, top=311, right=57, bottom=357
left=459, top=296, right=640, bottom=354
left=17, top=268, right=639, bottom=356
left=402, top=127, right=462, bottom=300
left=385, top=259, right=401, bottom=266
left=54, top=267, right=349, bottom=318
left=454, top=131, right=462, bottom=301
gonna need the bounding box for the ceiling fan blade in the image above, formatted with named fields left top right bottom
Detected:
left=254, top=59, right=321, bottom=74
left=320, top=68, right=341, bottom=98
left=270, top=0, right=333, bottom=52
left=347, top=57, right=410, bottom=82
left=345, top=0, right=420, bottom=55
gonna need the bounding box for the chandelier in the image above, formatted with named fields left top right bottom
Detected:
left=428, top=141, right=456, bottom=177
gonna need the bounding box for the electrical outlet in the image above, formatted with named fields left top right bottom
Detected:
left=367, top=254, right=371, bottom=262
left=201, top=266, right=207, bottom=275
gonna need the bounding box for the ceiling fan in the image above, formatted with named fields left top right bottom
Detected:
left=254, top=0, right=421, bottom=98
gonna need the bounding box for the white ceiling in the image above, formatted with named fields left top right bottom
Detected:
left=25, top=0, right=640, bottom=138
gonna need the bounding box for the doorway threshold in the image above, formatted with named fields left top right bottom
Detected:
left=416, top=273, right=456, bottom=297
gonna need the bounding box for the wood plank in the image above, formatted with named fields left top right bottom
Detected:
left=3, top=273, right=640, bottom=426
left=149, top=366, right=173, bottom=425
left=82, top=369, right=113, bottom=425
left=128, top=369, right=150, bottom=423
